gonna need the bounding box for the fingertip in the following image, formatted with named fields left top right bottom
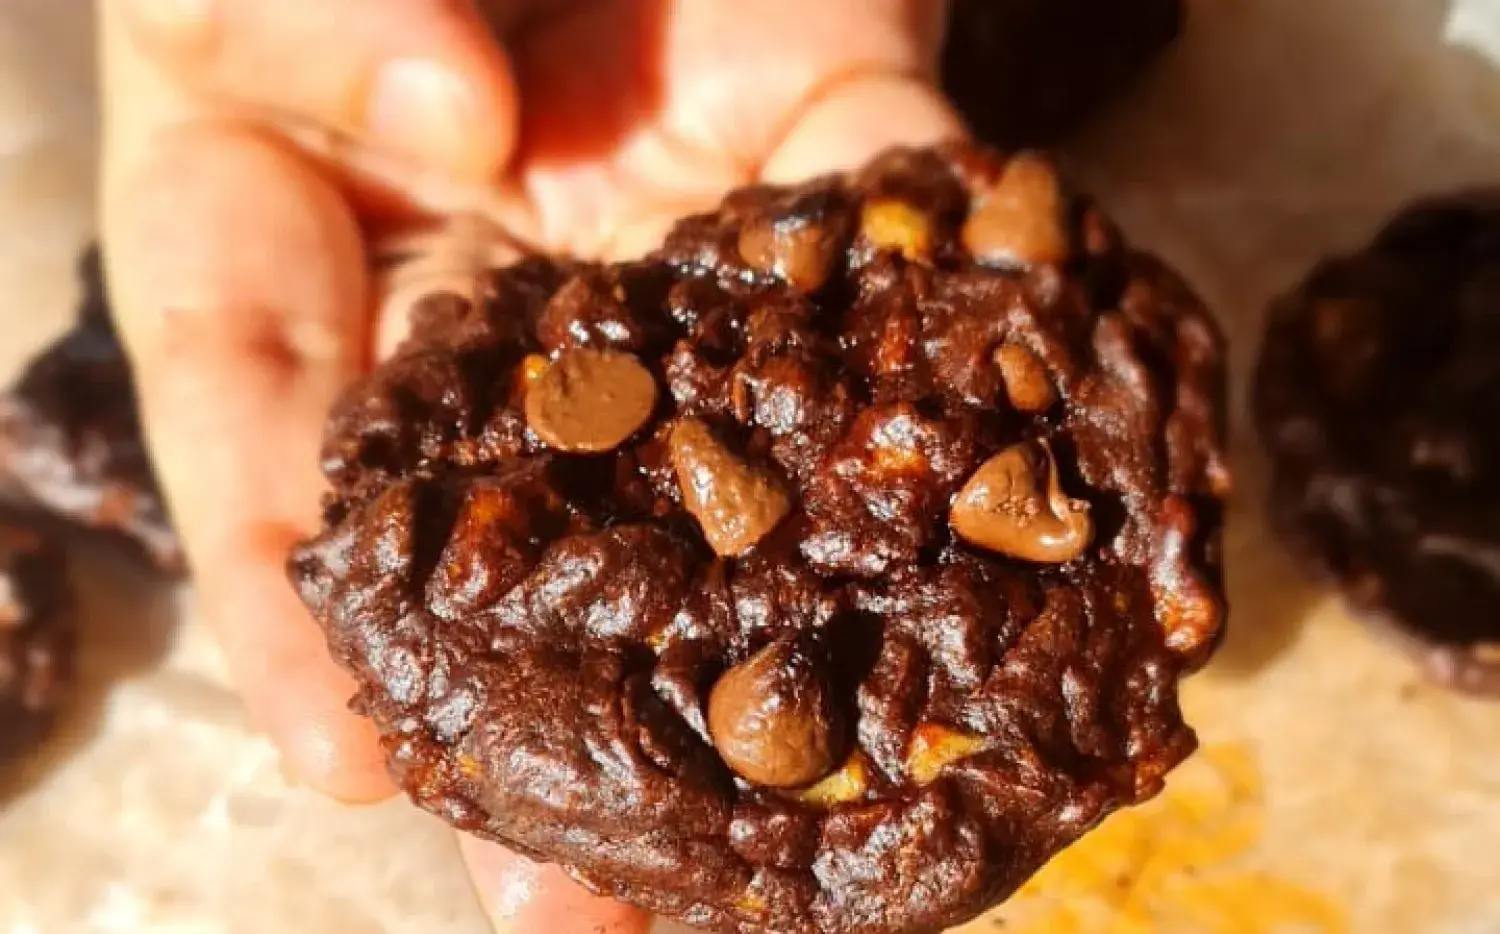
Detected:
left=261, top=690, right=396, bottom=803
left=412, top=0, right=521, bottom=181
left=759, top=71, right=965, bottom=184
left=458, top=837, right=653, bottom=934
left=100, top=120, right=389, bottom=802
left=118, top=0, right=519, bottom=183
left=119, top=0, right=219, bottom=58
left=362, top=35, right=519, bottom=184
left=207, top=525, right=396, bottom=804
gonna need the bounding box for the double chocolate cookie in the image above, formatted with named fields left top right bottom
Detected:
left=942, top=0, right=1183, bottom=147
left=1255, top=192, right=1500, bottom=696
left=0, top=521, right=69, bottom=762
left=291, top=143, right=1228, bottom=933
left=0, top=248, right=181, bottom=572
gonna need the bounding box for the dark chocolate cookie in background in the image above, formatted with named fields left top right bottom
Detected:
left=941, top=0, right=1183, bottom=148
left=0, top=520, right=69, bottom=763
left=291, top=143, right=1229, bottom=934
left=1255, top=192, right=1500, bottom=697
left=0, top=247, right=182, bottom=573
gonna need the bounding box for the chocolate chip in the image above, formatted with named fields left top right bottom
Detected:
left=994, top=344, right=1058, bottom=412
left=707, top=634, right=844, bottom=788
left=738, top=212, right=845, bottom=292
left=670, top=417, right=791, bottom=556
left=524, top=349, right=657, bottom=453
left=962, top=152, right=1070, bottom=269
left=950, top=440, right=1093, bottom=562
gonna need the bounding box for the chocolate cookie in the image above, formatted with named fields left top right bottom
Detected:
left=291, top=144, right=1228, bottom=933
left=1255, top=192, right=1500, bottom=696
left=0, top=520, right=70, bottom=762
left=0, top=247, right=182, bottom=572
left=942, top=0, right=1183, bottom=147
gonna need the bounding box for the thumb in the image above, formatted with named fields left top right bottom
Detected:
left=104, top=121, right=392, bottom=802
left=759, top=72, right=964, bottom=184
left=116, top=0, right=518, bottom=183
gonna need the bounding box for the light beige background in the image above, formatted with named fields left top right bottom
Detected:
left=1, top=2, right=1498, bottom=932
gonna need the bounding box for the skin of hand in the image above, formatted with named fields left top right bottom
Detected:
left=98, top=1, right=960, bottom=931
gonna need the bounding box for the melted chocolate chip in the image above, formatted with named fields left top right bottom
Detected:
left=670, top=417, right=791, bottom=556
left=524, top=349, right=657, bottom=453
left=708, top=634, right=844, bottom=788
left=950, top=440, right=1093, bottom=563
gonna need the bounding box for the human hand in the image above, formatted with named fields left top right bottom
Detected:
left=98, top=1, right=959, bottom=930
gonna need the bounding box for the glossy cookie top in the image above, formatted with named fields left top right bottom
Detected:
left=292, top=143, right=1228, bottom=934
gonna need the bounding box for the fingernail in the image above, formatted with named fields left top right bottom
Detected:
left=124, top=0, right=216, bottom=50
left=368, top=58, right=484, bottom=179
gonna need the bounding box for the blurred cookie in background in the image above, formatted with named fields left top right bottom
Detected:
left=942, top=0, right=1183, bottom=147
left=0, top=247, right=181, bottom=574
left=0, top=518, right=69, bottom=763
left=1254, top=191, right=1500, bottom=696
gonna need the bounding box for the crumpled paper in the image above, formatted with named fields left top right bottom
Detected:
left=1, top=1, right=1498, bottom=932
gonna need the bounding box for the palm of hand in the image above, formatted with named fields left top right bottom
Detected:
left=373, top=0, right=951, bottom=349
left=382, top=0, right=947, bottom=256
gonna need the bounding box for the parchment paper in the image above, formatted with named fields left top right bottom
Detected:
left=1, top=1, right=1498, bottom=932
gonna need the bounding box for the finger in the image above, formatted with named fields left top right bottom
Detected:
left=597, top=73, right=961, bottom=261
left=370, top=217, right=528, bottom=360
left=215, top=522, right=395, bottom=800
left=117, top=0, right=519, bottom=182
left=103, top=120, right=392, bottom=802
left=627, top=0, right=951, bottom=173
left=759, top=71, right=963, bottom=183
left=507, top=0, right=954, bottom=257
left=458, top=836, right=652, bottom=934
